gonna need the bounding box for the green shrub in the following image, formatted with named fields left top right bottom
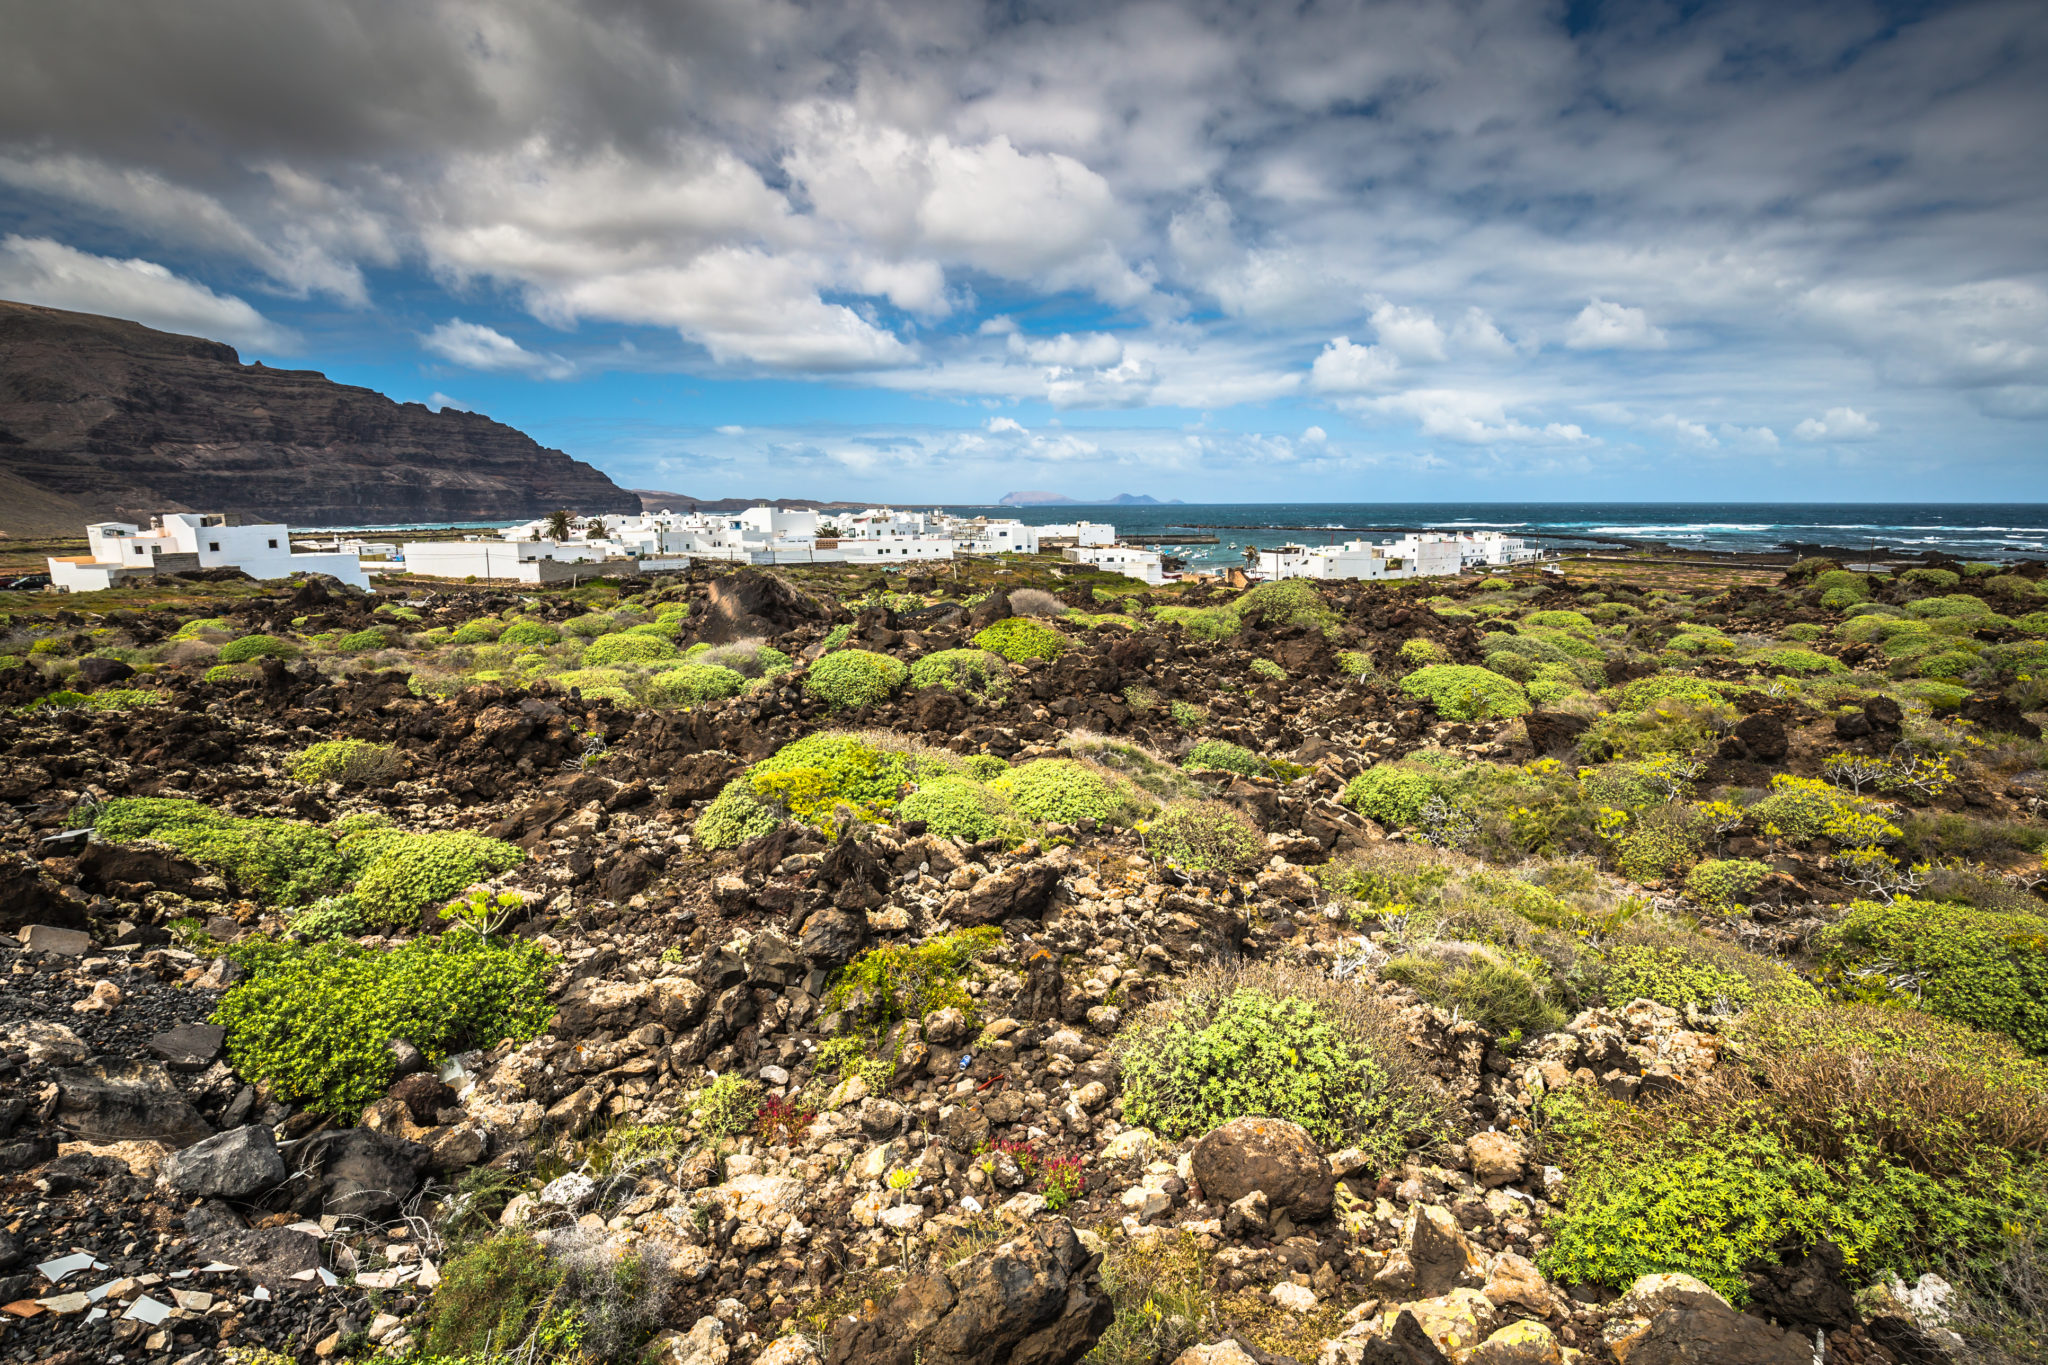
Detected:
left=694, top=779, right=782, bottom=850
left=1821, top=586, right=1871, bottom=610
left=1181, top=739, right=1262, bottom=777
left=991, top=758, right=1127, bottom=824
left=1606, top=675, right=1731, bottom=712
left=581, top=632, right=677, bottom=666
left=1144, top=801, right=1266, bottom=876
left=1779, top=623, right=1827, bottom=642
left=289, top=739, right=402, bottom=786
left=898, top=777, right=1022, bottom=842
left=1383, top=948, right=1566, bottom=1036
left=214, top=934, right=554, bottom=1120
left=349, top=830, right=526, bottom=926
left=203, top=662, right=260, bottom=685
left=1915, top=649, right=1984, bottom=680
left=421, top=1233, right=561, bottom=1359
left=695, top=1074, right=763, bottom=1137
left=337, top=628, right=391, bottom=652
left=1117, top=963, right=1441, bottom=1161
left=748, top=732, right=918, bottom=823
left=645, top=663, right=747, bottom=706
left=217, top=634, right=299, bottom=664
left=1750, top=646, right=1845, bottom=675
left=972, top=617, right=1068, bottom=662
left=1903, top=567, right=1962, bottom=591
left=698, top=640, right=792, bottom=679
left=1478, top=576, right=1515, bottom=591
left=908, top=648, right=1010, bottom=697
left=1235, top=579, right=1339, bottom=634
left=1666, top=631, right=1737, bottom=655
left=1908, top=594, right=1994, bottom=620
left=963, top=753, right=1010, bottom=781
left=499, top=620, right=561, bottom=647
left=1336, top=650, right=1376, bottom=678
left=1684, top=857, right=1770, bottom=907
left=174, top=615, right=234, bottom=639
left=1595, top=941, right=1815, bottom=1011
left=1398, top=664, right=1530, bottom=721
left=1819, top=897, right=2048, bottom=1054
left=1398, top=637, right=1451, bottom=667
left=1341, top=765, right=1439, bottom=827
left=804, top=649, right=908, bottom=708
left=450, top=619, right=504, bottom=645
left=288, top=896, right=369, bottom=941
left=562, top=613, right=616, bottom=638
left=1524, top=610, right=1596, bottom=633
left=827, top=927, right=1002, bottom=1032
left=1152, top=603, right=1240, bottom=640
left=1248, top=658, right=1287, bottom=682
left=93, top=798, right=345, bottom=904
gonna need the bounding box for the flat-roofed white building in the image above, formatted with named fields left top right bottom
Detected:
left=48, top=513, right=368, bottom=592
left=1063, top=545, right=1164, bottom=585
left=1035, top=520, right=1116, bottom=547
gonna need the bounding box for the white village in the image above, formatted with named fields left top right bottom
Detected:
left=45, top=506, right=1543, bottom=593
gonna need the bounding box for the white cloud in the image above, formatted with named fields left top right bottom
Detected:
left=1565, top=298, right=1669, bottom=350
left=1451, top=307, right=1517, bottom=358
left=426, top=392, right=469, bottom=412
left=1649, top=413, right=1720, bottom=450
left=0, top=235, right=293, bottom=350
left=421, top=319, right=574, bottom=378
left=1309, top=336, right=1399, bottom=392
left=715, top=424, right=746, bottom=435
left=1717, top=423, right=1780, bottom=451
left=1301, top=425, right=1328, bottom=443
left=1007, top=331, right=1124, bottom=368
left=1794, top=407, right=1880, bottom=441
left=1370, top=301, right=1447, bottom=363
left=985, top=416, right=1027, bottom=434
left=1044, top=353, right=1157, bottom=409
left=1363, top=389, right=1594, bottom=446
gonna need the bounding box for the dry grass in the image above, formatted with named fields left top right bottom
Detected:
left=1007, top=587, right=1071, bottom=617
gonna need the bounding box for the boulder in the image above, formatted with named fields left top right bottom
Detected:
left=1316, top=1311, right=1455, bottom=1364
left=293, top=1128, right=428, bottom=1219
left=1395, top=1287, right=1498, bottom=1359
left=958, top=861, right=1063, bottom=925
left=1742, top=1240, right=1857, bottom=1332
left=76, top=842, right=206, bottom=895
left=55, top=1058, right=211, bottom=1147
left=147, top=1022, right=225, bottom=1072
left=73, top=656, right=136, bottom=689
left=1372, top=1205, right=1487, bottom=1300
left=196, top=1225, right=324, bottom=1290
left=1191, top=1118, right=1334, bottom=1221
left=1521, top=710, right=1591, bottom=755
left=21, top=924, right=91, bottom=957
left=701, top=568, right=827, bottom=643
left=642, top=1316, right=729, bottom=1364
left=1609, top=1304, right=1811, bottom=1365
left=389, top=1072, right=456, bottom=1126
left=824, top=1221, right=1112, bottom=1365
left=1463, top=1320, right=1562, bottom=1364
left=162, top=1124, right=286, bottom=1200
left=0, top=863, right=76, bottom=933
left=1171, top=1346, right=1259, bottom=1365
left=1961, top=692, right=2041, bottom=738
left=1465, top=1132, right=1525, bottom=1189
left=1732, top=712, right=1789, bottom=761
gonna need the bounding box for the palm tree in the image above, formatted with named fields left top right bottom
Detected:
left=546, top=509, right=571, bottom=541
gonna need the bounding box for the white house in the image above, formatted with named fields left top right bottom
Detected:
left=834, top=534, right=956, bottom=563
left=1253, top=532, right=1463, bottom=582
left=1062, top=545, right=1165, bottom=585
left=1451, top=531, right=1541, bottom=567
left=398, top=540, right=641, bottom=583
left=942, top=516, right=1043, bottom=555
left=1035, top=521, right=1116, bottom=547
left=48, top=513, right=368, bottom=592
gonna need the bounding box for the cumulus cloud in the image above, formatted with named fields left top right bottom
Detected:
left=1795, top=407, right=1881, bottom=441
left=1310, top=337, right=1399, bottom=392
left=1301, top=425, right=1327, bottom=443
left=1370, top=301, right=1447, bottom=363
left=426, top=392, right=469, bottom=412
left=1363, top=389, right=1593, bottom=446
left=422, top=319, right=574, bottom=379
left=1565, top=299, right=1669, bottom=350
left=1007, top=331, right=1124, bottom=368
left=0, top=234, right=293, bottom=350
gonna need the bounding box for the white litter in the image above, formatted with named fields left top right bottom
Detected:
left=317, top=1268, right=339, bottom=1287
left=415, top=1257, right=440, bottom=1289
left=284, top=1221, right=327, bottom=1239
left=36, top=1253, right=107, bottom=1283
left=253, top=1286, right=271, bottom=1302
left=122, top=1295, right=173, bottom=1325
left=85, top=1308, right=106, bottom=1323
left=200, top=1262, right=238, bottom=1273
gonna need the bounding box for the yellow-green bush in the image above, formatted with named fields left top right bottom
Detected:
left=1398, top=664, right=1530, bottom=721
left=289, top=739, right=402, bottom=786
left=803, top=649, right=908, bottom=707
left=972, top=617, right=1068, bottom=662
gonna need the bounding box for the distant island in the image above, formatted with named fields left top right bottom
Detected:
left=998, top=491, right=1184, bottom=507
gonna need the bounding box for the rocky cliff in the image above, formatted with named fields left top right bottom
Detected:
left=0, top=300, right=638, bottom=533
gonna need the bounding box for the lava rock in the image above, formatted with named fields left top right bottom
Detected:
left=73, top=656, right=136, bottom=689
left=55, top=1057, right=212, bottom=1146
left=1191, top=1117, right=1334, bottom=1221
left=958, top=860, right=1061, bottom=926
left=147, top=1022, right=225, bottom=1072
left=293, top=1127, right=429, bottom=1219
left=162, top=1124, right=287, bottom=1200
left=389, top=1072, right=456, bottom=1126
left=1610, top=1304, right=1811, bottom=1364
left=1733, top=712, right=1790, bottom=761
left=1521, top=710, right=1591, bottom=754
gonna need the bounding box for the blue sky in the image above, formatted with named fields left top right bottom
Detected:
left=1, top=0, right=2043, bottom=503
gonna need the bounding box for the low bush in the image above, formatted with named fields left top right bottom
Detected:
left=694, top=779, right=782, bottom=850
left=898, top=776, right=1022, bottom=842
left=804, top=649, right=908, bottom=708
left=1750, top=646, right=1844, bottom=675
left=972, top=616, right=1069, bottom=662
left=1398, top=637, right=1451, bottom=667
left=1383, top=945, right=1566, bottom=1036
left=337, top=628, right=392, bottom=652
left=645, top=663, right=747, bottom=706
left=1341, top=764, right=1439, bottom=828
left=695, top=1074, right=763, bottom=1137
left=562, top=613, right=617, bottom=638
left=1006, top=587, right=1069, bottom=616
left=1181, top=739, right=1262, bottom=777
left=1398, top=664, right=1531, bottom=721
left=1909, top=594, right=1995, bottom=619
left=827, top=927, right=1002, bottom=1032
left=1605, top=675, right=1731, bottom=712
left=499, top=620, right=561, bottom=647
left=1524, top=609, right=1596, bottom=633
left=1684, top=857, right=1770, bottom=907
left=1144, top=801, right=1266, bottom=876
left=696, top=639, right=791, bottom=678
left=992, top=758, right=1136, bottom=825
left=1235, top=579, right=1339, bottom=634
left=908, top=648, right=1010, bottom=697
left=214, top=933, right=554, bottom=1120
left=348, top=830, right=526, bottom=926
left=217, top=633, right=299, bottom=664
left=580, top=632, right=677, bottom=666
left=421, top=1233, right=561, bottom=1359
left=1117, top=959, right=1444, bottom=1161
left=1818, top=896, right=2048, bottom=1054
left=94, top=798, right=345, bottom=904
left=1594, top=939, right=1816, bottom=1012
left=449, top=619, right=503, bottom=645
left=745, top=732, right=923, bottom=832
left=288, top=739, right=403, bottom=786
left=1248, top=658, right=1287, bottom=682
left=1903, top=567, right=1963, bottom=591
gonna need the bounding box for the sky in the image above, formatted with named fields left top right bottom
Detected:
left=0, top=0, right=2043, bottom=504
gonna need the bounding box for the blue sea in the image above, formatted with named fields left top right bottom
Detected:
left=932, top=502, right=2048, bottom=570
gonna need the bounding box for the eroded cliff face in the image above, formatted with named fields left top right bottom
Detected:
left=0, top=300, right=638, bottom=531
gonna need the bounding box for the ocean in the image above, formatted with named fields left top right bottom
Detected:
left=932, top=502, right=2048, bottom=570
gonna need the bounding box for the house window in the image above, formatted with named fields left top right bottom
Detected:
left=208, top=542, right=220, bottom=552
left=268, top=539, right=278, bottom=549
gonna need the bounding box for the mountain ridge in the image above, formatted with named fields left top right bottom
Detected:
left=0, top=300, right=637, bottom=534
